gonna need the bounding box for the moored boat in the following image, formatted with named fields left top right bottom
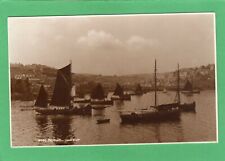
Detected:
left=134, top=84, right=143, bottom=95
left=181, top=80, right=200, bottom=95
left=120, top=60, right=181, bottom=124
left=120, top=108, right=180, bottom=123
left=179, top=102, right=196, bottom=112
left=163, top=88, right=167, bottom=93
left=35, top=63, right=92, bottom=115
left=176, top=64, right=196, bottom=112
left=92, top=105, right=107, bottom=110
left=97, top=118, right=110, bottom=124
left=111, top=83, right=131, bottom=101
left=89, top=83, right=112, bottom=107
left=91, top=99, right=113, bottom=105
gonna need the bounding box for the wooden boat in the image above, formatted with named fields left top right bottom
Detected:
left=163, top=88, right=167, bottom=93
left=181, top=80, right=200, bottom=95
left=120, top=60, right=181, bottom=123
left=97, top=118, right=110, bottom=124
left=73, top=98, right=91, bottom=103
left=35, top=105, right=92, bottom=115
left=71, top=85, right=91, bottom=103
left=175, top=64, right=196, bottom=112
left=91, top=99, right=113, bottom=105
left=111, top=84, right=131, bottom=101
left=179, top=102, right=196, bottom=112
left=90, top=83, right=113, bottom=106
left=134, top=84, right=143, bottom=95
left=92, top=105, right=107, bottom=110
left=120, top=108, right=180, bottom=123
left=35, top=63, right=92, bottom=115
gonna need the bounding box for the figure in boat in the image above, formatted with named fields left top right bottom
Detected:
left=35, top=63, right=92, bottom=115
left=111, top=83, right=131, bottom=101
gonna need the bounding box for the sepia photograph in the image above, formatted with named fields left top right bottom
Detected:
left=8, top=13, right=217, bottom=147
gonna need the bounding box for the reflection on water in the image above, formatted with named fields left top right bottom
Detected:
left=35, top=115, right=48, bottom=134
left=11, top=90, right=217, bottom=146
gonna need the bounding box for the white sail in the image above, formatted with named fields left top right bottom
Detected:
left=71, top=85, right=76, bottom=97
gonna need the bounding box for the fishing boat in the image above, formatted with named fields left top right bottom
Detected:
left=96, top=118, right=110, bottom=124
left=71, top=85, right=91, bottom=103
left=120, top=60, right=181, bottom=123
left=111, top=83, right=131, bottom=101
left=181, top=79, right=200, bottom=95
left=91, top=99, right=113, bottom=105
left=35, top=63, right=92, bottom=115
left=90, top=83, right=113, bottom=105
left=176, top=64, right=196, bottom=112
left=163, top=88, right=167, bottom=93
left=134, top=84, right=143, bottom=95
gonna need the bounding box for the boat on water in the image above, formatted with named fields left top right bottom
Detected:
left=35, top=63, right=92, bottom=115
left=92, top=105, right=107, bottom=110
left=71, top=85, right=91, bottom=103
left=134, top=84, right=143, bottom=95
left=91, top=99, right=113, bottom=105
left=90, top=83, right=113, bottom=105
left=111, top=83, right=131, bottom=101
left=155, top=64, right=196, bottom=112
left=120, top=60, right=181, bottom=123
left=181, top=79, right=200, bottom=95
left=97, top=118, right=110, bottom=124
left=163, top=88, right=167, bottom=93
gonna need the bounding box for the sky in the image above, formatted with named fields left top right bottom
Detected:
left=8, top=13, right=215, bottom=75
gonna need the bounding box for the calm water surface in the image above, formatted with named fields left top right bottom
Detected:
left=11, top=90, right=217, bottom=146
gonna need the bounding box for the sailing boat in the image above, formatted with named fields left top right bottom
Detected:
left=120, top=60, right=180, bottom=123
left=163, top=88, right=167, bottom=93
left=177, top=64, right=196, bottom=112
left=90, top=83, right=113, bottom=106
left=135, top=84, right=143, bottom=95
left=72, top=84, right=91, bottom=103
left=111, top=83, right=131, bottom=101
left=181, top=79, right=200, bottom=95
left=156, top=64, right=196, bottom=112
left=34, top=84, right=48, bottom=108
left=35, top=63, right=92, bottom=115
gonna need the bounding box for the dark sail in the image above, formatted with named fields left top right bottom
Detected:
left=35, top=85, right=48, bottom=108
left=113, top=83, right=124, bottom=96
left=183, top=80, right=193, bottom=91
left=51, top=64, right=71, bottom=106
left=91, top=83, right=105, bottom=99
left=135, top=84, right=143, bottom=94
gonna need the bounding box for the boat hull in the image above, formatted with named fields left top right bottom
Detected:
left=155, top=102, right=196, bottom=112
left=97, top=119, right=110, bottom=124
left=111, top=95, right=131, bottom=101
left=74, top=99, right=91, bottom=103
left=120, top=108, right=180, bottom=123
left=35, top=105, right=92, bottom=115
left=91, top=100, right=113, bottom=105
left=179, top=102, right=196, bottom=112
left=181, top=90, right=200, bottom=95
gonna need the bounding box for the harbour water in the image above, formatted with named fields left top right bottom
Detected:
left=11, top=90, right=217, bottom=146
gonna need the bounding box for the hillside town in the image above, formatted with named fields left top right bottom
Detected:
left=10, top=63, right=215, bottom=101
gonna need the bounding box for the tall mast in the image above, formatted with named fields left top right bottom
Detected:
left=177, top=63, right=180, bottom=104
left=70, top=60, right=72, bottom=106
left=154, top=59, right=157, bottom=107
